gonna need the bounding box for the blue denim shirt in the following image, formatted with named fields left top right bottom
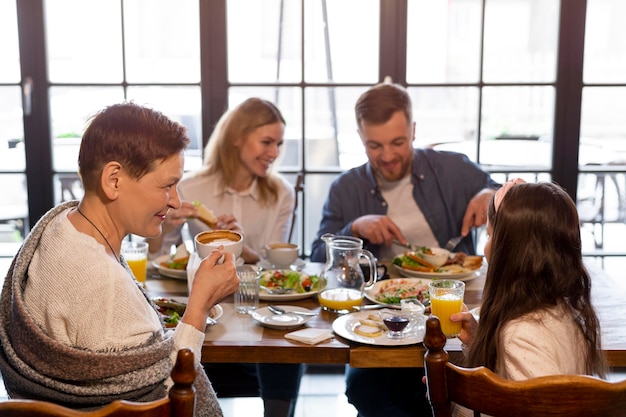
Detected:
left=310, top=148, right=499, bottom=262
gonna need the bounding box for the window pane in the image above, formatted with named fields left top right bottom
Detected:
left=408, top=87, right=479, bottom=148
left=303, top=174, right=337, bottom=254
left=0, top=174, right=28, bottom=256
left=50, top=87, right=125, bottom=172
left=304, top=0, right=379, bottom=83
left=227, top=0, right=302, bottom=82
left=407, top=0, right=482, bottom=83
left=480, top=86, right=555, bottom=168
left=45, top=0, right=123, bottom=83
left=483, top=0, right=559, bottom=82
left=584, top=0, right=626, bottom=83
left=577, top=172, right=626, bottom=252
left=0, top=1, right=20, bottom=82
left=580, top=87, right=626, bottom=167
left=0, top=87, right=25, bottom=172
left=124, top=0, right=200, bottom=83
left=228, top=87, right=303, bottom=171
left=128, top=86, right=203, bottom=171
left=304, top=87, right=369, bottom=170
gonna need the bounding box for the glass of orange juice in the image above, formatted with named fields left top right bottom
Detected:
left=122, top=240, right=149, bottom=287
left=428, top=280, right=465, bottom=337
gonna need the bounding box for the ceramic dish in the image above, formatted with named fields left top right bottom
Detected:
left=259, top=289, right=320, bottom=302
left=392, top=264, right=480, bottom=281
left=258, top=269, right=321, bottom=301
left=156, top=297, right=223, bottom=328
left=251, top=305, right=315, bottom=329
left=364, top=278, right=432, bottom=307
left=257, top=258, right=306, bottom=271
left=332, top=310, right=424, bottom=346
left=152, top=255, right=188, bottom=279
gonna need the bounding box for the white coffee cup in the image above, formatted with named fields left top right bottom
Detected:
left=265, top=242, right=299, bottom=267
left=194, top=230, right=243, bottom=260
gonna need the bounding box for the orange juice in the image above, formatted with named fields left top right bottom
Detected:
left=318, top=288, right=363, bottom=312
left=430, top=294, right=463, bottom=337
left=126, top=257, right=147, bottom=283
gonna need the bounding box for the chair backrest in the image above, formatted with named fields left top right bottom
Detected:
left=0, top=348, right=196, bottom=417
left=288, top=173, right=304, bottom=243
left=423, top=316, right=626, bottom=417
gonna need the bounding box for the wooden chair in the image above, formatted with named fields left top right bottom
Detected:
left=423, top=316, right=626, bottom=417
left=0, top=348, right=196, bottom=417
left=288, top=173, right=304, bottom=243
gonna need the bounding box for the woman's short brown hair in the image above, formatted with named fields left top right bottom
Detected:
left=78, top=102, right=190, bottom=191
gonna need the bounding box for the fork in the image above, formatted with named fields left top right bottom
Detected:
left=444, top=235, right=463, bottom=251
left=260, top=285, right=294, bottom=295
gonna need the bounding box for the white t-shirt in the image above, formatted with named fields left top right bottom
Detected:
left=378, top=173, right=438, bottom=260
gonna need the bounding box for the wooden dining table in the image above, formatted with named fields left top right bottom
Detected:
left=146, top=259, right=626, bottom=369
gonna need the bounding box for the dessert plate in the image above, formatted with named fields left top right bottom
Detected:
left=251, top=305, right=315, bottom=329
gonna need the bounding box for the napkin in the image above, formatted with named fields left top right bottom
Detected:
left=186, top=252, right=201, bottom=294
left=284, top=328, right=334, bottom=345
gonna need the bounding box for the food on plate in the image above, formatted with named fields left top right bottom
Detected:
left=259, top=270, right=321, bottom=294
left=152, top=297, right=218, bottom=328
left=193, top=200, right=217, bottom=228
left=392, top=249, right=483, bottom=274
left=353, top=324, right=385, bottom=338
left=159, top=244, right=189, bottom=270
left=373, top=278, right=429, bottom=305
left=358, top=316, right=386, bottom=330
left=392, top=249, right=436, bottom=272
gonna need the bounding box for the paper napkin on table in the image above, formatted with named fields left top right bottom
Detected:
left=284, top=328, right=334, bottom=345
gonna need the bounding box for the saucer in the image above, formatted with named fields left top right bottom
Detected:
left=257, top=258, right=305, bottom=271
left=251, top=305, right=315, bottom=329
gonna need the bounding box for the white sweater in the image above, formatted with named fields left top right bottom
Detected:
left=24, top=208, right=204, bottom=366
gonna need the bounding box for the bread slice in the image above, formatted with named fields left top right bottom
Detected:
left=353, top=324, right=385, bottom=338
left=463, top=255, right=483, bottom=270
left=359, top=318, right=386, bottom=330
left=193, top=201, right=217, bottom=228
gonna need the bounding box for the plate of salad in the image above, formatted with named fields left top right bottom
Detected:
left=363, top=278, right=431, bottom=307
left=258, top=269, right=322, bottom=301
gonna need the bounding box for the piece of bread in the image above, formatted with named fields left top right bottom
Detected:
left=194, top=201, right=217, bottom=228
left=358, top=318, right=386, bottom=330
left=463, top=255, right=483, bottom=270
left=353, top=324, right=385, bottom=338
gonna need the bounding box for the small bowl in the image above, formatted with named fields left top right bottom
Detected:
left=420, top=247, right=451, bottom=267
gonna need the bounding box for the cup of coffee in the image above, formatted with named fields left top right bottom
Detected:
left=265, top=242, right=299, bottom=267
left=194, top=230, right=243, bottom=260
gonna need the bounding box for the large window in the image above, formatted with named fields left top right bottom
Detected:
left=2, top=0, right=625, bottom=270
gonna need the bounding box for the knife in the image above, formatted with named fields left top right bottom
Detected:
left=392, top=239, right=423, bottom=252
left=354, top=304, right=401, bottom=311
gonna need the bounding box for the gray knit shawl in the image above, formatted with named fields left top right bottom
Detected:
left=0, top=201, right=222, bottom=416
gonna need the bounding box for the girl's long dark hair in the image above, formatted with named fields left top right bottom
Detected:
left=465, top=182, right=607, bottom=378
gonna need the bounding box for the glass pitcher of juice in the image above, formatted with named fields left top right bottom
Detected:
left=317, top=234, right=377, bottom=313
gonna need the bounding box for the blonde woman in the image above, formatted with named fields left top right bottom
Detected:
left=149, top=98, right=302, bottom=417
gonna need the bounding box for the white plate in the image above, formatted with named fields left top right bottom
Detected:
left=153, top=255, right=188, bottom=279
left=258, top=269, right=321, bottom=301
left=257, top=258, right=306, bottom=271
left=259, top=289, right=320, bottom=302
left=364, top=278, right=432, bottom=307
left=251, top=305, right=315, bottom=329
left=160, top=301, right=223, bottom=329
left=392, top=264, right=480, bottom=281
left=332, top=310, right=424, bottom=346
